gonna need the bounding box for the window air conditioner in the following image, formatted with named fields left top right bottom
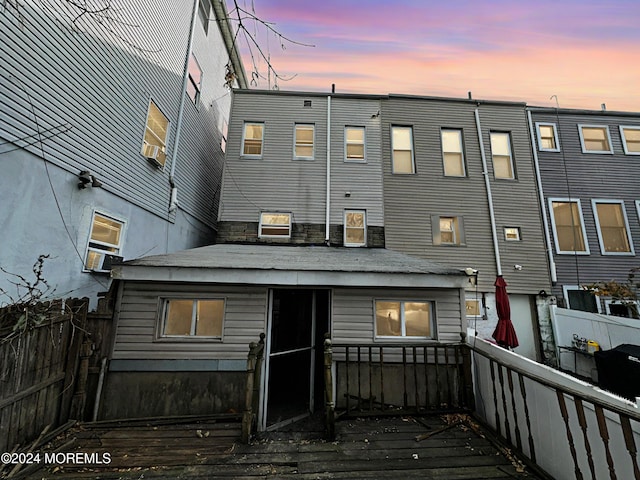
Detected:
left=87, top=249, right=124, bottom=272
left=141, top=143, right=166, bottom=167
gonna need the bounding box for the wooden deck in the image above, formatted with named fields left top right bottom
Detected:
left=19, top=415, right=544, bottom=479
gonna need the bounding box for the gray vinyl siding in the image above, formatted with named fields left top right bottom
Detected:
left=221, top=92, right=329, bottom=224
left=112, top=282, right=268, bottom=360
left=332, top=287, right=464, bottom=344
left=220, top=91, right=385, bottom=229
left=381, top=97, right=550, bottom=294
left=0, top=1, right=231, bottom=226
left=531, top=109, right=640, bottom=293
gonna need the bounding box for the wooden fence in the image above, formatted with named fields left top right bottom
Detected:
left=0, top=297, right=114, bottom=454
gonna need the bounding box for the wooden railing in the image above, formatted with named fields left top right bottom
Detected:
left=241, top=333, right=265, bottom=443
left=471, top=337, right=640, bottom=480
left=324, top=339, right=474, bottom=437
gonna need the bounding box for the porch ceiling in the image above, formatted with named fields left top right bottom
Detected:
left=111, top=244, right=467, bottom=288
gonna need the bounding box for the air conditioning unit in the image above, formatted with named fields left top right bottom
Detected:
left=86, top=249, right=124, bottom=272
left=141, top=143, right=166, bottom=167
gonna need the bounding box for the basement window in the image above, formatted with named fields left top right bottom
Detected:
left=259, top=212, right=292, bottom=238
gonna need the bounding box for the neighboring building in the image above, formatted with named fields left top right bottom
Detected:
left=528, top=106, right=640, bottom=317
left=381, top=95, right=551, bottom=359
left=0, top=0, right=246, bottom=306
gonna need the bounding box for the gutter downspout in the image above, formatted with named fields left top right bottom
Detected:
left=168, top=0, right=199, bottom=214
left=474, top=107, right=502, bottom=276
left=527, top=110, right=557, bottom=283
left=325, top=95, right=332, bottom=243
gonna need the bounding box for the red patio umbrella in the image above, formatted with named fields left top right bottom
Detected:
left=492, top=276, right=519, bottom=349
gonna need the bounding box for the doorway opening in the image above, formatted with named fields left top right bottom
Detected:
left=261, top=289, right=329, bottom=431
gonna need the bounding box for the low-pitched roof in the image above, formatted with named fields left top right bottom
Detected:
left=112, top=244, right=466, bottom=289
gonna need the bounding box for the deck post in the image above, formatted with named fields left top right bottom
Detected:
left=324, top=334, right=335, bottom=439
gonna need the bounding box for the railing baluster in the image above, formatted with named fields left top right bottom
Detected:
left=518, top=372, right=536, bottom=463
left=556, top=389, right=583, bottom=480
left=402, top=346, right=408, bottom=409
left=424, top=346, right=430, bottom=409
left=454, top=345, right=462, bottom=408
left=507, top=368, right=522, bottom=451
left=620, top=414, right=640, bottom=480
left=489, top=359, right=501, bottom=436
left=435, top=345, right=441, bottom=407
left=497, top=364, right=511, bottom=444
left=379, top=346, right=385, bottom=411
left=574, top=397, right=596, bottom=480
left=444, top=346, right=452, bottom=408
left=413, top=346, right=419, bottom=410
left=345, top=346, right=350, bottom=414
left=595, top=405, right=617, bottom=480
left=357, top=346, right=362, bottom=411
left=368, top=346, right=373, bottom=411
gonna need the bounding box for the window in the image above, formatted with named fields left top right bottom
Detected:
left=198, top=0, right=210, bottom=34
left=391, top=126, right=415, bottom=174
left=162, top=299, right=224, bottom=338
left=592, top=200, right=634, bottom=255
left=375, top=301, right=434, bottom=339
left=345, top=126, right=365, bottom=162
left=141, top=100, right=169, bottom=167
left=490, top=132, right=515, bottom=179
left=344, top=210, right=366, bottom=247
left=536, top=123, right=560, bottom=152
left=84, top=213, right=124, bottom=272
left=549, top=199, right=589, bottom=254
left=294, top=124, right=314, bottom=159
left=242, top=122, right=264, bottom=157
left=259, top=212, right=291, bottom=238
left=620, top=126, right=640, bottom=155
left=563, top=286, right=600, bottom=313
left=186, top=54, right=202, bottom=104
left=432, top=215, right=464, bottom=246
left=504, top=227, right=521, bottom=241
left=578, top=125, right=613, bottom=153
left=604, top=300, right=639, bottom=319
left=441, top=129, right=465, bottom=176
left=221, top=120, right=228, bottom=153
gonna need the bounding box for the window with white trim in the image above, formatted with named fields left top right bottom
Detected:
left=294, top=124, right=314, bottom=159
left=536, top=122, right=560, bottom=152
left=186, top=54, right=202, bottom=104
left=591, top=200, right=634, bottom=255
left=563, top=285, right=600, bottom=313
left=391, top=126, right=415, bottom=174
left=344, top=210, right=366, bottom=247
left=375, top=300, right=434, bottom=339
left=259, top=212, right=291, bottom=238
left=441, top=129, right=465, bottom=176
left=161, top=299, right=224, bottom=338
left=620, top=126, right=640, bottom=155
left=578, top=125, right=613, bottom=153
left=242, top=122, right=264, bottom=157
left=141, top=100, right=169, bottom=167
left=549, top=199, right=589, bottom=254
left=84, top=213, right=125, bottom=272
left=198, top=0, right=211, bottom=35
left=604, top=300, right=639, bottom=319
left=504, top=227, right=521, bottom=241
left=345, top=126, right=365, bottom=162
left=490, top=132, right=515, bottom=179
left=432, top=215, right=464, bottom=246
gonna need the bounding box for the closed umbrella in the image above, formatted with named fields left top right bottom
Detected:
left=492, top=276, right=519, bottom=349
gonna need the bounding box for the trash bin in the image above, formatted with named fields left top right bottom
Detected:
left=594, top=344, right=640, bottom=400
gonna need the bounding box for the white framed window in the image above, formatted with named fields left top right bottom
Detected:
left=535, top=122, right=560, bottom=152
left=294, top=124, right=314, bottom=159
left=186, top=53, right=202, bottom=104
left=620, top=126, right=640, bottom=155
left=432, top=215, right=464, bottom=246
left=198, top=0, right=210, bottom=35
left=604, top=299, right=639, bottom=318
left=84, top=212, right=125, bottom=272
left=591, top=200, right=634, bottom=255
left=242, top=122, right=264, bottom=157
left=375, top=300, right=434, bottom=339
left=259, top=212, right=291, bottom=238
left=490, top=132, right=515, bottom=179
left=549, top=199, right=590, bottom=254
left=636, top=200, right=640, bottom=224
left=578, top=125, right=613, bottom=154
left=344, top=210, right=366, bottom=247
left=563, top=285, right=601, bottom=313
left=504, top=227, right=521, bottom=241
left=345, top=126, right=365, bottom=162
left=141, top=100, right=169, bottom=167
left=441, top=129, right=465, bottom=176
left=391, top=126, right=415, bottom=174
left=161, top=298, right=224, bottom=338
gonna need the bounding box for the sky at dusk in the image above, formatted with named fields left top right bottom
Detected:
left=227, top=0, right=640, bottom=111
